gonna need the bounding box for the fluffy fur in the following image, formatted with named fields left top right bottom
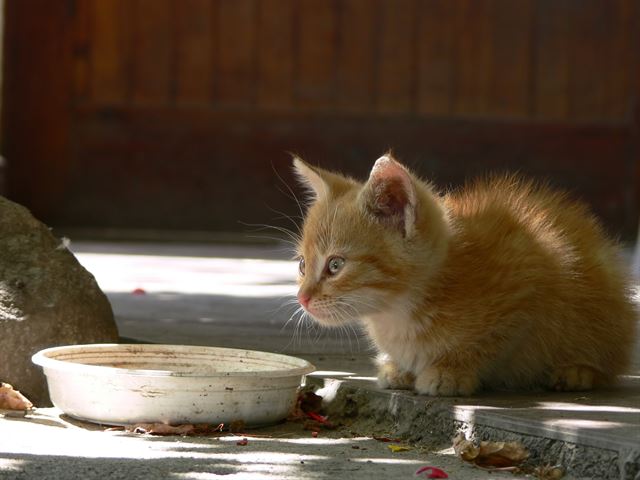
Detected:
left=293, top=154, right=638, bottom=396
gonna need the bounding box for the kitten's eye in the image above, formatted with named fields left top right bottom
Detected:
left=298, top=257, right=306, bottom=276
left=327, top=256, right=345, bottom=275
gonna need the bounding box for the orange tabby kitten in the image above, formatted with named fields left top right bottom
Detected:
left=293, top=154, right=637, bottom=395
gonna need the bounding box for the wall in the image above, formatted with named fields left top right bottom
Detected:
left=3, top=0, right=639, bottom=237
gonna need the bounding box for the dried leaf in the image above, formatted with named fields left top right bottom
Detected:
left=123, top=422, right=224, bottom=436
left=452, top=433, right=480, bottom=461
left=453, top=434, right=528, bottom=469
left=533, top=465, right=564, bottom=480
left=388, top=444, right=411, bottom=453
left=0, top=383, right=34, bottom=410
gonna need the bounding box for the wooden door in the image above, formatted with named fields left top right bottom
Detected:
left=4, top=0, right=639, bottom=237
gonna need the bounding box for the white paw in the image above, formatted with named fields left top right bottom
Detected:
left=377, top=362, right=415, bottom=390
left=415, top=367, right=477, bottom=396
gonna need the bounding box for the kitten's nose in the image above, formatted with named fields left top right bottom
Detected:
left=297, top=292, right=311, bottom=309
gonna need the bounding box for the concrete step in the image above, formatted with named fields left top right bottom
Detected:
left=305, top=355, right=640, bottom=480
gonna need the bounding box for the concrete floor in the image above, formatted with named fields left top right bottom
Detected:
left=1, top=240, right=638, bottom=479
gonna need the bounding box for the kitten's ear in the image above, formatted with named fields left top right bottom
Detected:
left=360, top=155, right=417, bottom=237
left=292, top=156, right=353, bottom=201
left=292, top=156, right=326, bottom=200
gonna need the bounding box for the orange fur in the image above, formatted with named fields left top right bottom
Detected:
left=293, top=155, right=638, bottom=395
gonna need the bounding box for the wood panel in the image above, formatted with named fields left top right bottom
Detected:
left=453, top=0, right=493, bottom=116
left=175, top=0, right=214, bottom=105
left=606, top=0, right=636, bottom=120
left=487, top=0, right=533, bottom=116
left=567, top=0, right=611, bottom=121
left=3, top=0, right=74, bottom=218
left=375, top=0, right=417, bottom=114
left=72, top=0, right=91, bottom=104
left=334, top=0, right=375, bottom=112
left=4, top=0, right=639, bottom=239
left=533, top=0, right=572, bottom=120
left=78, top=0, right=640, bottom=121
left=90, top=0, right=128, bottom=105
left=416, top=0, right=455, bottom=115
left=65, top=109, right=635, bottom=236
left=217, top=0, right=256, bottom=107
left=296, top=0, right=337, bottom=110
left=256, top=0, right=295, bottom=109
left=131, top=0, right=172, bottom=106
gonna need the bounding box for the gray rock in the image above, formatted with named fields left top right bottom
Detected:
left=0, top=197, right=118, bottom=406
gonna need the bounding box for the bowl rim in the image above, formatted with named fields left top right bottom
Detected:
left=32, top=343, right=316, bottom=379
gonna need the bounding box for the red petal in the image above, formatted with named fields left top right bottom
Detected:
left=415, top=466, right=448, bottom=478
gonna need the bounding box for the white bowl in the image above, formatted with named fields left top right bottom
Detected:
left=32, top=344, right=315, bottom=426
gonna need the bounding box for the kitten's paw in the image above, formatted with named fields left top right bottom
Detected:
left=550, top=365, right=598, bottom=391
left=377, top=362, right=415, bottom=390
left=415, top=367, right=478, bottom=396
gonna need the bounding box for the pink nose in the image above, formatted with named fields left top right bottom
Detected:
left=297, top=292, right=311, bottom=309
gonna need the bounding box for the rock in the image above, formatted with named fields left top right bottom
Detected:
left=0, top=196, right=118, bottom=406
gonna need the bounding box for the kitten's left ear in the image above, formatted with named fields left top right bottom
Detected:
left=360, top=155, right=417, bottom=237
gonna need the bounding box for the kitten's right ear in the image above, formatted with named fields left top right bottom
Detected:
left=292, top=156, right=327, bottom=200
left=292, top=156, right=352, bottom=202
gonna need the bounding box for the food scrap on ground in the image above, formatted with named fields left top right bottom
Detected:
left=453, top=433, right=528, bottom=470
left=415, top=466, right=449, bottom=479
left=292, top=390, right=336, bottom=430
left=297, top=390, right=323, bottom=413
left=387, top=444, right=411, bottom=453
left=113, top=422, right=225, bottom=436
left=236, top=438, right=249, bottom=446
left=0, top=383, right=34, bottom=410
left=306, top=411, right=332, bottom=426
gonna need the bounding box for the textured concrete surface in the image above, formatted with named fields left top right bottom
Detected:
left=0, top=408, right=538, bottom=480
left=1, top=240, right=637, bottom=479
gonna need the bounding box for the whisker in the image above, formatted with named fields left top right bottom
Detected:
left=240, top=222, right=302, bottom=245
left=272, top=159, right=306, bottom=221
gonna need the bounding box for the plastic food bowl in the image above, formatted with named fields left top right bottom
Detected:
left=32, top=344, right=315, bottom=426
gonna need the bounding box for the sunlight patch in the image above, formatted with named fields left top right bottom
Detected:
left=75, top=252, right=297, bottom=297
left=351, top=457, right=424, bottom=465
left=536, top=402, right=640, bottom=413
left=0, top=459, right=25, bottom=472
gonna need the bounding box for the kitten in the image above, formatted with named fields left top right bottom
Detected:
left=293, top=154, right=637, bottom=395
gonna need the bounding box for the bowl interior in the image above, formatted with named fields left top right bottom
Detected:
left=34, top=344, right=314, bottom=377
